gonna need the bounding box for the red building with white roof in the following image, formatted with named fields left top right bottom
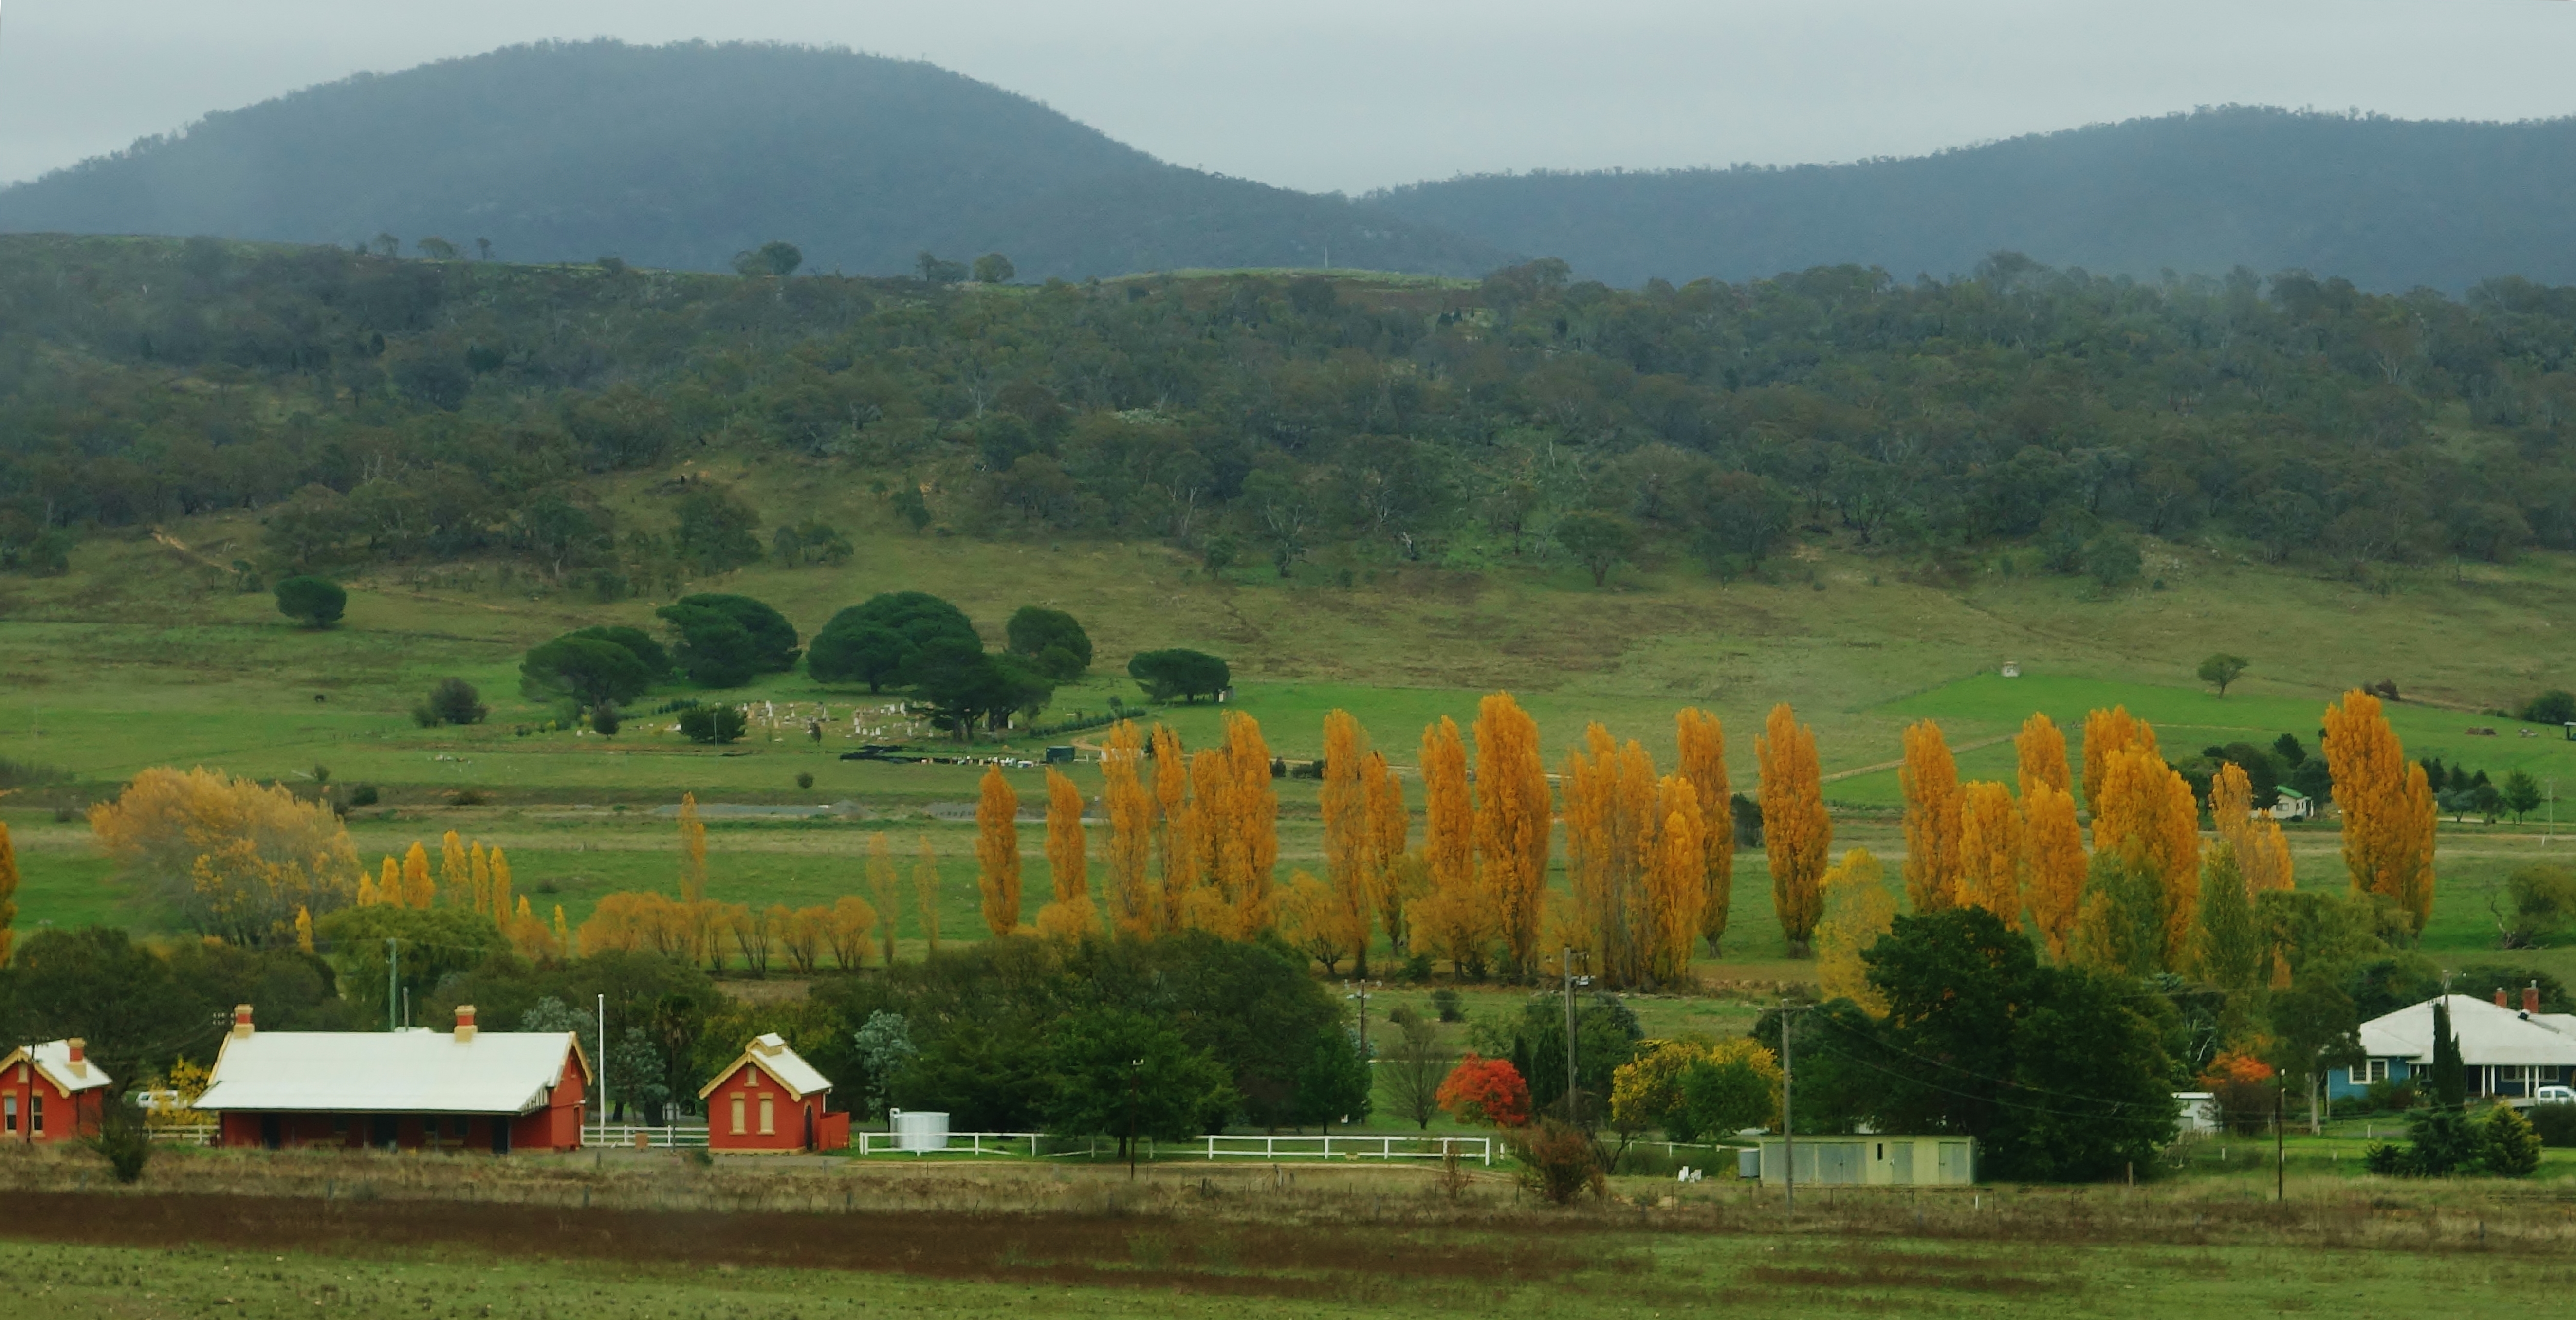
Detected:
left=697, top=1033, right=847, bottom=1152
left=193, top=1005, right=589, bottom=1153
left=2, top=1039, right=112, bottom=1144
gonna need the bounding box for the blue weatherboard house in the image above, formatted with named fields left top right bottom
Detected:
left=2332, top=990, right=2576, bottom=1104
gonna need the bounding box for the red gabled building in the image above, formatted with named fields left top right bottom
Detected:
left=193, top=1005, right=590, bottom=1153
left=1, top=1039, right=112, bottom=1144
left=697, top=1033, right=847, bottom=1153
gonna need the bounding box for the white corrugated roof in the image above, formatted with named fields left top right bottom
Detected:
left=2357, top=994, right=2576, bottom=1067
left=196, top=1029, right=590, bottom=1115
left=2, top=1041, right=113, bottom=1094
left=695, top=1032, right=832, bottom=1101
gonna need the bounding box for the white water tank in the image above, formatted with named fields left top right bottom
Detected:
left=889, top=1109, right=949, bottom=1153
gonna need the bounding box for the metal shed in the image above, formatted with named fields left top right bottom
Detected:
left=1754, top=1136, right=1977, bottom=1186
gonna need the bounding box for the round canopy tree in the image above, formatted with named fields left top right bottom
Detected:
left=1128, top=649, right=1230, bottom=703
left=273, top=575, right=346, bottom=628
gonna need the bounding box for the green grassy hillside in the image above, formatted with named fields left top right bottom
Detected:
left=8, top=493, right=2576, bottom=984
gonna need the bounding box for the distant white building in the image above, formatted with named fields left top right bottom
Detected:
left=2332, top=990, right=2576, bottom=1105
left=2266, top=788, right=2315, bottom=821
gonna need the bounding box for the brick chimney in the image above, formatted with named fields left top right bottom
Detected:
left=454, top=1005, right=477, bottom=1043
left=66, top=1039, right=87, bottom=1078
left=2495, top=988, right=2510, bottom=1008
left=231, top=1004, right=255, bottom=1039
left=2527, top=984, right=2543, bottom=1014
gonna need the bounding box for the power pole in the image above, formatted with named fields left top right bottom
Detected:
left=1782, top=1000, right=1797, bottom=1212
left=384, top=938, right=399, bottom=1033
left=1560, top=948, right=1590, bottom=1125
left=597, top=993, right=609, bottom=1127
left=2274, top=1084, right=2285, bottom=1204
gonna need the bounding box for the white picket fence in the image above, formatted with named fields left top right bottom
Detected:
left=852, top=1130, right=1044, bottom=1156
left=583, top=1123, right=710, bottom=1149
left=1200, top=1134, right=1493, bottom=1165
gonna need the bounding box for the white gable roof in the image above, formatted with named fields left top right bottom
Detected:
left=2357, top=994, right=2576, bottom=1067
left=196, top=1030, right=590, bottom=1115
left=695, top=1033, right=831, bottom=1101
left=1, top=1041, right=113, bottom=1095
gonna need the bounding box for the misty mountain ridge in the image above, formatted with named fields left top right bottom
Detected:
left=1372, top=107, right=2576, bottom=292
left=7, top=41, right=2576, bottom=291
left=0, top=40, right=1510, bottom=280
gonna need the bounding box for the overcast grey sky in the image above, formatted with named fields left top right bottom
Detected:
left=5, top=0, right=2574, bottom=192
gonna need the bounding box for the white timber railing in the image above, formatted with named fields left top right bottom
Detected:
left=851, top=1130, right=1045, bottom=1156
left=584, top=1123, right=710, bottom=1149
left=1200, top=1134, right=1492, bottom=1165
left=145, top=1123, right=220, bottom=1146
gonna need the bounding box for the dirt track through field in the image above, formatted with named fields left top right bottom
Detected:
left=1, top=1192, right=1593, bottom=1299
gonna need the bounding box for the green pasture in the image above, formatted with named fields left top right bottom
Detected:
left=11, top=500, right=2576, bottom=989
left=0, top=1212, right=2552, bottom=1320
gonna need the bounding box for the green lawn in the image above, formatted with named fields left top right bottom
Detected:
left=0, top=1206, right=2554, bottom=1320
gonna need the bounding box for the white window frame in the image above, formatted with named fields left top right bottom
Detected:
left=2350, top=1059, right=2388, bottom=1086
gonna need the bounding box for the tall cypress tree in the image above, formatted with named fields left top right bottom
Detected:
left=2429, top=998, right=2466, bottom=1108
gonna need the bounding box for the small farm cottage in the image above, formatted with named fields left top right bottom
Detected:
left=193, top=1005, right=590, bottom=1152
left=1755, top=1136, right=1977, bottom=1186
left=2, top=1039, right=112, bottom=1144
left=2331, top=989, right=2576, bottom=1103
left=698, top=1033, right=847, bottom=1152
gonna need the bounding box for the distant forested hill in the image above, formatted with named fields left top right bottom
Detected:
left=1372, top=108, right=2576, bottom=292
left=4, top=235, right=2575, bottom=596
left=0, top=40, right=1509, bottom=280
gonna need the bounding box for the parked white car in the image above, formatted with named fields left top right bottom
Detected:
left=2534, top=1085, right=2576, bottom=1106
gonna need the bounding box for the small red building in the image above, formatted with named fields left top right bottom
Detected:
left=1, top=1039, right=112, bottom=1144
left=697, top=1033, right=847, bottom=1152
left=193, top=1005, right=590, bottom=1153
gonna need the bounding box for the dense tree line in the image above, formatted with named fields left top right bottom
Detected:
left=6, top=234, right=2576, bottom=587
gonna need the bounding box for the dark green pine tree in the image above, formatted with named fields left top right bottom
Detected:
left=2429, top=997, right=2466, bottom=1108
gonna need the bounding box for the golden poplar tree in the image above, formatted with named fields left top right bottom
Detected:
left=1473, top=692, right=1551, bottom=979
left=677, top=792, right=708, bottom=903
left=1320, top=709, right=1376, bottom=972
left=1813, top=848, right=1894, bottom=1014
left=1899, top=719, right=1965, bottom=912
left=2023, top=783, right=2086, bottom=961
left=1757, top=703, right=1831, bottom=954
left=868, top=833, right=902, bottom=964
left=470, top=842, right=493, bottom=914
left=0, top=821, right=19, bottom=967
left=1036, top=767, right=1098, bottom=940
left=915, top=834, right=942, bottom=953
left=440, top=830, right=469, bottom=904
left=975, top=764, right=1022, bottom=937
left=295, top=904, right=314, bottom=953
left=377, top=856, right=401, bottom=908
left=488, top=847, right=513, bottom=924
left=552, top=904, right=571, bottom=953
left=1102, top=721, right=1157, bottom=937
left=402, top=841, right=434, bottom=908
left=1675, top=708, right=1733, bottom=954
left=2080, top=706, right=2158, bottom=814
left=1956, top=780, right=2024, bottom=928
left=2322, top=688, right=2437, bottom=932
left=2209, top=762, right=2294, bottom=895
left=1362, top=751, right=1412, bottom=954
left=1643, top=774, right=1707, bottom=985
left=1416, top=715, right=1486, bottom=975
left=2090, top=744, right=2201, bottom=970
left=355, top=874, right=380, bottom=907
left=1187, top=748, right=1231, bottom=932
left=2016, top=712, right=2072, bottom=798
left=1223, top=711, right=1279, bottom=937
left=1150, top=724, right=1197, bottom=932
